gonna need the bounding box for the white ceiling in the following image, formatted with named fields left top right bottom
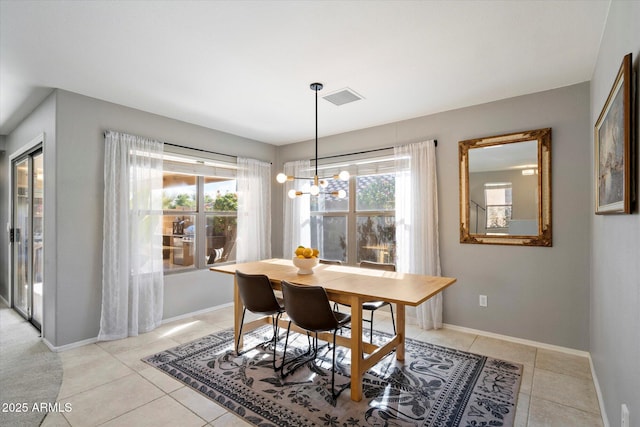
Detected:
left=0, top=1, right=610, bottom=145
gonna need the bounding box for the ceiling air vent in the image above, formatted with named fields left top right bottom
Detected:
left=322, top=87, right=364, bottom=106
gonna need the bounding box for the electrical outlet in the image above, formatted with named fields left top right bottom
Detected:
left=479, top=295, right=488, bottom=307
left=621, top=404, right=629, bottom=427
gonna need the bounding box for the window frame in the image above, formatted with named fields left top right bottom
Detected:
left=309, top=155, right=396, bottom=265
left=162, top=151, right=237, bottom=275
left=484, top=182, right=513, bottom=230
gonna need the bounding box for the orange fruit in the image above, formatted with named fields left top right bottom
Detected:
left=302, top=248, right=313, bottom=258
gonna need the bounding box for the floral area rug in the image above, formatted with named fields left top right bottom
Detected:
left=142, top=325, right=522, bottom=426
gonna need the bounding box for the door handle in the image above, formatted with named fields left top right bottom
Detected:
left=9, top=228, right=20, bottom=243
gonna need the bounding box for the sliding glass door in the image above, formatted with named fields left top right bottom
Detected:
left=11, top=148, right=44, bottom=330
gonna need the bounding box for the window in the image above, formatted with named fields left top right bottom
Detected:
left=310, top=156, right=396, bottom=265
left=484, top=182, right=512, bottom=230
left=162, top=153, right=237, bottom=273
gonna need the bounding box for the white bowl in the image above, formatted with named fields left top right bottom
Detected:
left=292, top=256, right=319, bottom=275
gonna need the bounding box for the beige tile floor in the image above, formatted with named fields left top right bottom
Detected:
left=39, top=306, right=603, bottom=426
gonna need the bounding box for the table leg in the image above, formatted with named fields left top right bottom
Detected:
left=350, top=295, right=363, bottom=402
left=233, top=275, right=243, bottom=353
left=396, top=303, right=405, bottom=361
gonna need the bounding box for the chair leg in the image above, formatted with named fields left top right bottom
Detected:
left=368, top=306, right=396, bottom=344
left=280, top=321, right=292, bottom=376
left=271, top=312, right=283, bottom=371
left=369, top=310, right=375, bottom=343
left=272, top=313, right=280, bottom=340
left=313, top=332, right=318, bottom=354
left=389, top=304, right=396, bottom=335
left=281, top=329, right=319, bottom=378
left=280, top=325, right=347, bottom=401
left=331, top=330, right=337, bottom=399
left=236, top=307, right=247, bottom=354
left=329, top=329, right=349, bottom=402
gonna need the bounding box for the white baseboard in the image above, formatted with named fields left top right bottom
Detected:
left=442, top=323, right=590, bottom=357
left=45, top=302, right=234, bottom=352
left=588, top=354, right=610, bottom=427
left=43, top=336, right=98, bottom=353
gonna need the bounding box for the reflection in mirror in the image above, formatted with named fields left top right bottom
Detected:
left=459, top=128, right=552, bottom=246
left=468, top=140, right=538, bottom=235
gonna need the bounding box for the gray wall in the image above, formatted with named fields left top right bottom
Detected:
left=2, top=90, right=276, bottom=347
left=589, top=1, right=640, bottom=425
left=274, top=82, right=592, bottom=350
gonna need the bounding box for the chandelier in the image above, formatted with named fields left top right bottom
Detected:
left=276, top=82, right=349, bottom=199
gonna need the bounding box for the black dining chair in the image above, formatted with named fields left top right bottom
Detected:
left=319, top=259, right=342, bottom=265
left=235, top=270, right=286, bottom=370
left=358, top=261, right=397, bottom=342
left=280, top=280, right=351, bottom=401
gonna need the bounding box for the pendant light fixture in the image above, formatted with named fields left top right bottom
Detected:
left=276, top=82, right=349, bottom=199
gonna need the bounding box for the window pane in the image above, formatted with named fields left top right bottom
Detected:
left=206, top=214, right=237, bottom=264
left=356, top=173, right=395, bottom=211
left=204, top=177, right=237, bottom=212
left=485, top=183, right=512, bottom=230
left=357, top=215, right=395, bottom=264
left=311, top=215, right=347, bottom=262
left=162, top=154, right=237, bottom=273
left=204, top=177, right=237, bottom=265
left=486, top=206, right=512, bottom=229
left=162, top=214, right=196, bottom=271
left=163, top=172, right=197, bottom=211
left=310, top=178, right=349, bottom=212
left=485, top=187, right=512, bottom=205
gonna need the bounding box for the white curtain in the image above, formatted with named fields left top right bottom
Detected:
left=236, top=157, right=272, bottom=262
left=99, top=131, right=164, bottom=341
left=282, top=160, right=311, bottom=257
left=394, top=140, right=442, bottom=329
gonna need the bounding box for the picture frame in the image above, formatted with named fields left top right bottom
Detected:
left=594, top=53, right=633, bottom=214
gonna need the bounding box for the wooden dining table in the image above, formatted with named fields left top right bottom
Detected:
left=210, top=258, right=456, bottom=401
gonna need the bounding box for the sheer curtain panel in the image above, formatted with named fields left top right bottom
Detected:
left=282, top=160, right=311, bottom=256
left=236, top=157, right=272, bottom=262
left=394, top=140, right=442, bottom=329
left=99, top=131, right=164, bottom=341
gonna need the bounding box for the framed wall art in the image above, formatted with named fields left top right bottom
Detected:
left=594, top=53, right=632, bottom=214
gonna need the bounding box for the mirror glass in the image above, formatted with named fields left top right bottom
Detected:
left=459, top=128, right=552, bottom=246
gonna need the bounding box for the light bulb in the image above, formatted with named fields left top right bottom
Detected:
left=288, top=189, right=298, bottom=199
left=319, top=179, right=328, bottom=188
left=337, top=189, right=346, bottom=199
left=276, top=173, right=288, bottom=183
left=338, top=170, right=350, bottom=181
left=309, top=185, right=320, bottom=196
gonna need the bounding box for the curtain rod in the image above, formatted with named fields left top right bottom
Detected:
left=103, top=131, right=237, bottom=159
left=311, top=139, right=437, bottom=162
left=164, top=142, right=238, bottom=160
left=158, top=141, right=273, bottom=165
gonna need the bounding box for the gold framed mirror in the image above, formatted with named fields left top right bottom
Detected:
left=459, top=128, right=552, bottom=246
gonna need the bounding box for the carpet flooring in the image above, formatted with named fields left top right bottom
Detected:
left=0, top=302, right=63, bottom=427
